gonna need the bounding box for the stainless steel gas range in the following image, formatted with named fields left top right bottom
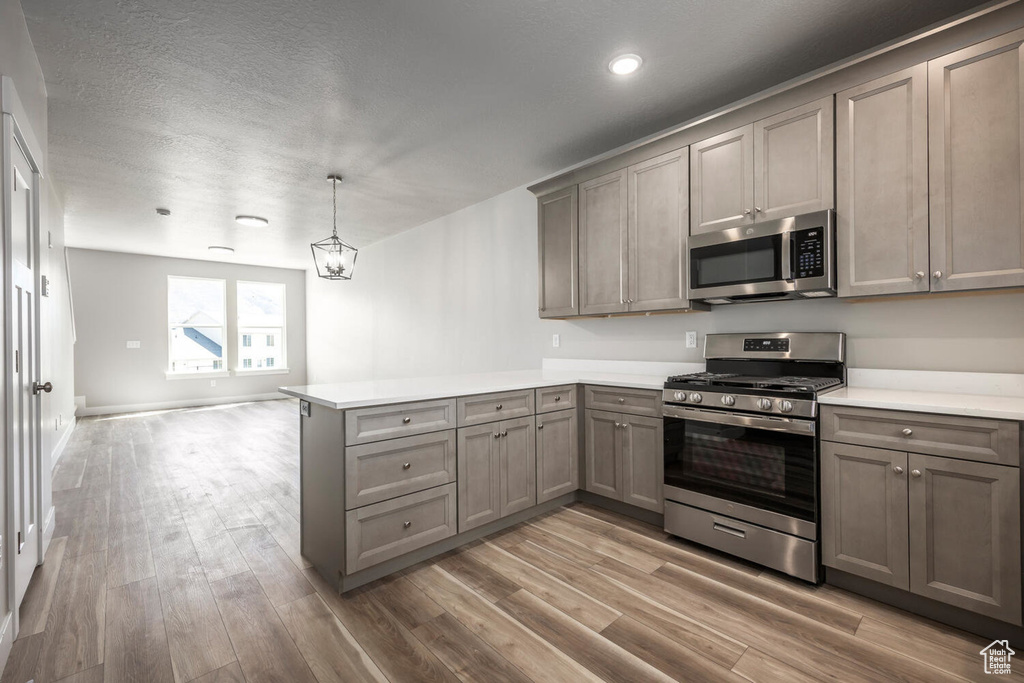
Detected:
left=662, top=332, right=846, bottom=583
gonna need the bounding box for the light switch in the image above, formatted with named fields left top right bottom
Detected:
left=126, top=340, right=141, bottom=349
left=686, top=331, right=698, bottom=348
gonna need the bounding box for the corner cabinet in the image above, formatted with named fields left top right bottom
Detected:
left=537, top=186, right=579, bottom=318
left=691, top=96, right=834, bottom=235
left=928, top=28, right=1024, bottom=292
left=821, top=405, right=1022, bottom=625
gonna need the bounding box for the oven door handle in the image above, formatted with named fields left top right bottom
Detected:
left=783, top=229, right=795, bottom=282
left=663, top=405, right=816, bottom=435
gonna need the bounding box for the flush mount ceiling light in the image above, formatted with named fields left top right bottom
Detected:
left=235, top=215, right=269, bottom=227
left=609, top=53, right=643, bottom=76
left=208, top=246, right=235, bottom=255
left=311, top=174, right=358, bottom=280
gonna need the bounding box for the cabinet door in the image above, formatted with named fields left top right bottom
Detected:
left=820, top=443, right=910, bottom=590
left=621, top=414, right=663, bottom=512
left=579, top=169, right=629, bottom=314
left=457, top=424, right=501, bottom=532
left=690, top=124, right=754, bottom=234
left=584, top=409, right=622, bottom=500
left=537, top=186, right=579, bottom=318
left=837, top=66, right=929, bottom=297
left=908, top=453, right=1021, bottom=625
left=627, top=148, right=691, bottom=312
left=753, top=96, right=834, bottom=222
left=929, top=29, right=1024, bottom=292
left=499, top=417, right=537, bottom=518
left=536, top=409, right=578, bottom=503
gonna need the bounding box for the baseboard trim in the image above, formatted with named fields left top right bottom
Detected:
left=77, top=392, right=289, bottom=417
left=50, top=416, right=77, bottom=469
left=0, top=611, right=13, bottom=676
left=41, top=506, right=56, bottom=558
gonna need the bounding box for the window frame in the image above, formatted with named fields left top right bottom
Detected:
left=235, top=280, right=288, bottom=375
left=166, top=275, right=229, bottom=379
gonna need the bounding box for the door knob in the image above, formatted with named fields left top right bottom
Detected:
left=911, top=469, right=922, bottom=477
left=893, top=466, right=904, bottom=475
left=32, top=381, right=52, bottom=395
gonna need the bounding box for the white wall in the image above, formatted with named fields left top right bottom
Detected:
left=69, top=249, right=306, bottom=414
left=307, top=185, right=1024, bottom=383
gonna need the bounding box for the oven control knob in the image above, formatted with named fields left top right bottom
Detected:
left=674, top=391, right=684, bottom=401
left=779, top=400, right=794, bottom=413
left=721, top=395, right=736, bottom=407
left=757, top=398, right=774, bottom=411
left=688, top=392, right=703, bottom=404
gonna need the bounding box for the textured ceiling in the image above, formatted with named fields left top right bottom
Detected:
left=25, top=0, right=990, bottom=269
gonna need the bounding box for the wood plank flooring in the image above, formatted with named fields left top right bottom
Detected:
left=3, top=398, right=1014, bottom=683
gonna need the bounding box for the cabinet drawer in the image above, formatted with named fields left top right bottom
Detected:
left=345, top=399, right=457, bottom=446
left=584, top=385, right=661, bottom=417
left=536, top=384, right=577, bottom=414
left=345, top=431, right=457, bottom=510
left=345, top=483, right=457, bottom=573
left=821, top=405, right=1020, bottom=466
left=458, top=390, right=534, bottom=427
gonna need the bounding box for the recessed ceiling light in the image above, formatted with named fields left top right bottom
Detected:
left=156, top=208, right=171, bottom=216
left=609, top=53, right=643, bottom=76
left=208, top=246, right=235, bottom=255
left=235, top=215, right=269, bottom=227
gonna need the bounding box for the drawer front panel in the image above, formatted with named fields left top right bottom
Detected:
left=345, top=483, right=457, bottom=573
left=821, top=405, right=1020, bottom=466
left=345, top=399, right=457, bottom=446
left=584, top=385, right=662, bottom=418
left=345, top=431, right=457, bottom=509
left=458, top=390, right=534, bottom=427
left=536, top=384, right=577, bottom=414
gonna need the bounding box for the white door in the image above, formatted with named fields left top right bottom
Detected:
left=9, top=137, right=40, bottom=608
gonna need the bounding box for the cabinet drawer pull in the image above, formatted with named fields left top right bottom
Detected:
left=618, top=397, right=625, bottom=403
left=893, top=466, right=904, bottom=475
left=713, top=522, right=746, bottom=539
left=496, top=404, right=503, bottom=410
left=403, top=521, right=412, bottom=529
left=554, top=395, right=561, bottom=402
left=902, top=428, right=913, bottom=436
left=402, top=417, right=412, bottom=424
left=402, top=462, right=411, bottom=470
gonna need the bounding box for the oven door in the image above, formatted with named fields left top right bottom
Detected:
left=663, top=406, right=817, bottom=535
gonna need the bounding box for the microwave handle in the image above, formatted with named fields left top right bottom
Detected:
left=782, top=230, right=795, bottom=282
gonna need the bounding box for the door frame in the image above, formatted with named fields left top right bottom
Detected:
left=2, top=76, right=46, bottom=642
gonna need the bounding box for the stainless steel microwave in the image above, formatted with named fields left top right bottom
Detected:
left=687, top=209, right=835, bottom=304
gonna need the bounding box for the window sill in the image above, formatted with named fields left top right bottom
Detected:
left=234, top=368, right=290, bottom=377
left=165, top=370, right=231, bottom=381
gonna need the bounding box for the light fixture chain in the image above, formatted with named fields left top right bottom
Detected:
left=332, top=177, right=338, bottom=238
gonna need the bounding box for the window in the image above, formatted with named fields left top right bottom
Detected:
left=237, top=281, right=286, bottom=371
left=168, top=277, right=226, bottom=374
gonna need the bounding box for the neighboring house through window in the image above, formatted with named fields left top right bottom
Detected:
left=237, top=280, right=286, bottom=371
left=168, top=276, right=227, bottom=374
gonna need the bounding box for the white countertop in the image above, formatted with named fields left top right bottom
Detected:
left=819, top=386, right=1024, bottom=421
left=279, top=369, right=667, bottom=410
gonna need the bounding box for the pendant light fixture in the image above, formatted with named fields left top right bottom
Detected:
left=311, top=174, right=358, bottom=280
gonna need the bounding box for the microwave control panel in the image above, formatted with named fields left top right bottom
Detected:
left=793, top=227, right=825, bottom=279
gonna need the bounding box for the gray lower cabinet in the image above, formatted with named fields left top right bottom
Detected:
left=929, top=28, right=1024, bottom=293
left=837, top=65, right=930, bottom=298
left=821, top=442, right=910, bottom=589
left=537, top=185, right=579, bottom=318
left=584, top=409, right=663, bottom=512
left=908, top=453, right=1021, bottom=625
left=579, top=169, right=629, bottom=315
left=536, top=408, right=578, bottom=503
left=457, top=417, right=537, bottom=532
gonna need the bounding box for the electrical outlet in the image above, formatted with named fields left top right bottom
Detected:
left=552, top=334, right=560, bottom=348
left=686, top=331, right=698, bottom=349
left=126, top=340, right=141, bottom=349
left=210, top=379, right=216, bottom=387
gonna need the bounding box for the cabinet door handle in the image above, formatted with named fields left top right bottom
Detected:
left=915, top=271, right=925, bottom=280
left=493, top=432, right=500, bottom=439
left=902, top=428, right=913, bottom=436
left=402, top=417, right=411, bottom=424
left=615, top=422, right=622, bottom=428
left=537, top=423, right=544, bottom=430
left=893, top=466, right=904, bottom=475
left=754, top=207, right=763, bottom=213
left=743, top=209, right=752, bottom=216
left=402, top=462, right=411, bottom=470
left=911, top=469, right=922, bottom=478
left=933, top=271, right=943, bottom=279
left=713, top=522, right=746, bottom=538
left=403, top=521, right=412, bottom=529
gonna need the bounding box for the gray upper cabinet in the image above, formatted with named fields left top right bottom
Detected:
left=754, top=96, right=835, bottom=222
left=584, top=409, right=622, bottom=499
left=537, top=186, right=579, bottom=318
left=929, top=28, right=1024, bottom=293
left=821, top=442, right=910, bottom=590
left=457, top=423, right=501, bottom=532
left=837, top=65, right=929, bottom=297
left=498, top=416, right=537, bottom=518
left=536, top=409, right=578, bottom=503
left=579, top=169, right=629, bottom=315
left=621, top=413, right=664, bottom=513
left=690, top=125, right=754, bottom=234
left=908, top=453, right=1021, bottom=625
left=627, top=148, right=691, bottom=311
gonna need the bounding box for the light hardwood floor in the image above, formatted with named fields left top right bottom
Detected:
left=3, top=398, right=1015, bottom=683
